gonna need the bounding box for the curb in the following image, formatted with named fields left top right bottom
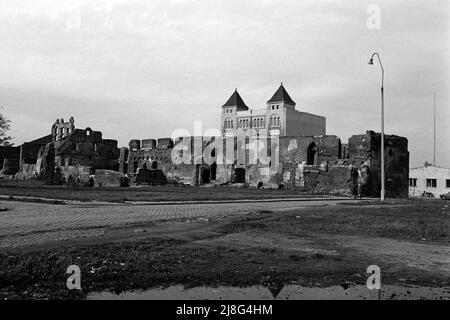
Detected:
left=122, top=197, right=369, bottom=206
left=0, top=194, right=374, bottom=206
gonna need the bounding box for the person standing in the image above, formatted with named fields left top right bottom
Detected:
left=357, top=161, right=370, bottom=198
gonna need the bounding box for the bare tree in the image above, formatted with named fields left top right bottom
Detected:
left=0, top=112, right=13, bottom=146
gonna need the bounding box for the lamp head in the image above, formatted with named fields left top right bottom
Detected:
left=368, top=58, right=374, bottom=65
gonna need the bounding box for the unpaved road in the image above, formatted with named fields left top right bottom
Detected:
left=0, top=198, right=448, bottom=300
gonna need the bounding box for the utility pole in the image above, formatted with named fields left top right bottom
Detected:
left=433, top=87, right=436, bottom=166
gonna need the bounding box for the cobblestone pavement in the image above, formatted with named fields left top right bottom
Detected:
left=0, top=200, right=348, bottom=248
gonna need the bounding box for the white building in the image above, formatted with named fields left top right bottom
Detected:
left=409, top=165, right=450, bottom=198
left=221, top=83, right=326, bottom=138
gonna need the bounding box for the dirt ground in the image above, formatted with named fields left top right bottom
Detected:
left=0, top=198, right=449, bottom=300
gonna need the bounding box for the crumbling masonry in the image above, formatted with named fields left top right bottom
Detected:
left=0, top=84, right=409, bottom=197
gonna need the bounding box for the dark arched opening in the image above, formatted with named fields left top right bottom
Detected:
left=151, top=161, right=158, bottom=169
left=307, top=142, right=318, bottom=165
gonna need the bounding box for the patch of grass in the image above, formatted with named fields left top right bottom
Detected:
left=0, top=181, right=333, bottom=203
left=220, top=200, right=450, bottom=243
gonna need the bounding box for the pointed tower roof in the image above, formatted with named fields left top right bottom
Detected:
left=222, top=89, right=249, bottom=110
left=267, top=83, right=296, bottom=106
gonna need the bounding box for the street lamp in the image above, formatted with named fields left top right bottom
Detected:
left=368, top=52, right=385, bottom=201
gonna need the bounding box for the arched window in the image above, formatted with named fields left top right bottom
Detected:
left=307, top=142, right=319, bottom=165
left=277, top=117, right=280, bottom=126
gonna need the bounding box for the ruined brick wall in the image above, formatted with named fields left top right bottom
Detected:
left=0, top=146, right=20, bottom=175
left=1, top=158, right=20, bottom=175
left=135, top=169, right=167, bottom=185
left=15, top=163, right=38, bottom=180
left=279, top=135, right=341, bottom=188
left=118, top=147, right=129, bottom=173
left=94, top=170, right=123, bottom=187
left=348, top=131, right=409, bottom=197
left=301, top=164, right=351, bottom=194
left=20, top=143, right=45, bottom=165
left=60, top=166, right=92, bottom=185
left=141, top=139, right=157, bottom=150
left=126, top=137, right=200, bottom=185
left=53, top=133, right=119, bottom=171
left=157, top=138, right=173, bottom=149
left=121, top=132, right=408, bottom=196
left=279, top=135, right=341, bottom=166
left=36, top=142, right=55, bottom=183
left=34, top=124, right=119, bottom=183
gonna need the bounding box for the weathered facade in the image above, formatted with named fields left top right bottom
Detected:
left=120, top=130, right=409, bottom=197
left=0, top=134, right=52, bottom=178
left=116, top=85, right=409, bottom=197
left=409, top=165, right=450, bottom=198
left=221, top=84, right=326, bottom=138
left=0, top=145, right=20, bottom=175
left=1, top=83, right=410, bottom=198
left=31, top=117, right=119, bottom=185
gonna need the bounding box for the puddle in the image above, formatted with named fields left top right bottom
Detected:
left=87, top=284, right=450, bottom=300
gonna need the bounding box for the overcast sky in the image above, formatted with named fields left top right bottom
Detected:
left=0, top=0, right=448, bottom=167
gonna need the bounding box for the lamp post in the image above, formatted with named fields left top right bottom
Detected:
left=368, top=52, right=385, bottom=201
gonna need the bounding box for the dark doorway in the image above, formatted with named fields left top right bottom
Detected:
left=67, top=175, right=74, bottom=186
left=151, top=161, right=158, bottom=169
left=201, top=168, right=211, bottom=184
left=201, top=168, right=211, bottom=183
left=307, top=142, right=318, bottom=165
left=211, top=163, right=217, bottom=181
left=234, top=168, right=246, bottom=183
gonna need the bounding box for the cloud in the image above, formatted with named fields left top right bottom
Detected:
left=0, top=0, right=448, bottom=167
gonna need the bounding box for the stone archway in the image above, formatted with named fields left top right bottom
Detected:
left=307, top=142, right=318, bottom=165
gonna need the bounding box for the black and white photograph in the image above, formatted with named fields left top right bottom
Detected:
left=0, top=0, right=448, bottom=309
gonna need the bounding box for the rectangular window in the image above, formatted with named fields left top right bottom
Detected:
left=409, top=178, right=417, bottom=187
left=446, top=179, right=450, bottom=188
left=426, top=179, right=437, bottom=188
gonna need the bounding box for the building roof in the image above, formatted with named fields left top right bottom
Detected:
left=222, top=89, right=249, bottom=110
left=267, top=83, right=296, bottom=106
left=410, top=165, right=450, bottom=171
left=25, top=134, right=53, bottom=145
